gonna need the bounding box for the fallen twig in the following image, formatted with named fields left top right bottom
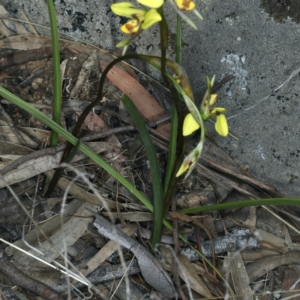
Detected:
left=0, top=250, right=64, bottom=300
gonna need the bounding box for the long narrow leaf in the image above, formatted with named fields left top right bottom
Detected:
left=180, top=198, right=300, bottom=214
left=46, top=0, right=61, bottom=147
left=121, top=94, right=163, bottom=247
left=163, top=14, right=182, bottom=195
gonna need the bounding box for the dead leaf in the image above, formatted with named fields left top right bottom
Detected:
left=100, top=60, right=171, bottom=139
left=0, top=6, right=29, bottom=37
left=0, top=141, right=33, bottom=157
left=252, top=229, right=286, bottom=249
left=240, top=249, right=279, bottom=261
left=169, top=211, right=193, bottom=223
left=246, top=251, right=300, bottom=282
left=282, top=268, right=300, bottom=300
left=70, top=50, right=99, bottom=99
left=14, top=202, right=100, bottom=268
left=242, top=206, right=256, bottom=228
left=102, top=212, right=153, bottom=222
left=76, top=111, right=109, bottom=132
left=161, top=246, right=213, bottom=298
left=80, top=224, right=137, bottom=277
left=228, top=252, right=253, bottom=300
left=90, top=211, right=176, bottom=298
left=0, top=142, right=115, bottom=188
left=0, top=34, right=59, bottom=50
left=179, top=255, right=213, bottom=298
left=6, top=199, right=84, bottom=256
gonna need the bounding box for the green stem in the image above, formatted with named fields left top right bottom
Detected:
left=46, top=0, right=61, bottom=147
left=157, top=8, right=184, bottom=215
left=164, top=106, right=178, bottom=195
left=163, top=14, right=182, bottom=195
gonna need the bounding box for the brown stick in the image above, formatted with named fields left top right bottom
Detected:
left=0, top=46, right=54, bottom=70
left=0, top=250, right=64, bottom=300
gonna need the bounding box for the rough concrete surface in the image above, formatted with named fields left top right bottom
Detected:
left=3, top=0, right=300, bottom=197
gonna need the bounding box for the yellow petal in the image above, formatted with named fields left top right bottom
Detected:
left=111, top=2, right=145, bottom=18
left=174, top=0, right=195, bottom=11
left=141, top=9, right=162, bottom=30
left=137, top=0, right=164, bottom=8
left=176, top=154, right=197, bottom=177
left=120, top=20, right=140, bottom=34
left=215, top=114, right=228, bottom=137
left=204, top=94, right=218, bottom=107
left=176, top=163, right=189, bottom=177
left=183, top=113, right=200, bottom=136
left=209, top=94, right=218, bottom=105
left=211, top=107, right=227, bottom=114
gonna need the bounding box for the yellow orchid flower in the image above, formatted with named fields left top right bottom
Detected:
left=182, top=106, right=228, bottom=137
left=111, top=2, right=161, bottom=35
left=174, top=0, right=195, bottom=11
left=178, top=77, right=228, bottom=179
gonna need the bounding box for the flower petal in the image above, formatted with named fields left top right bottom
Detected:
left=176, top=153, right=196, bottom=177
left=137, top=0, right=164, bottom=8
left=209, top=94, right=218, bottom=105
left=174, top=0, right=195, bottom=11
left=176, top=163, right=190, bottom=177
left=111, top=2, right=145, bottom=18
left=141, top=9, right=162, bottom=30
left=176, top=141, right=203, bottom=178
left=120, top=20, right=140, bottom=34
left=183, top=113, right=200, bottom=136
left=211, top=107, right=227, bottom=114
left=215, top=114, right=228, bottom=137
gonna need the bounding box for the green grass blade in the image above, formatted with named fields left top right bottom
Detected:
left=46, top=0, right=61, bottom=147
left=180, top=198, right=300, bottom=214
left=164, top=106, right=178, bottom=195
left=121, top=94, right=163, bottom=247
